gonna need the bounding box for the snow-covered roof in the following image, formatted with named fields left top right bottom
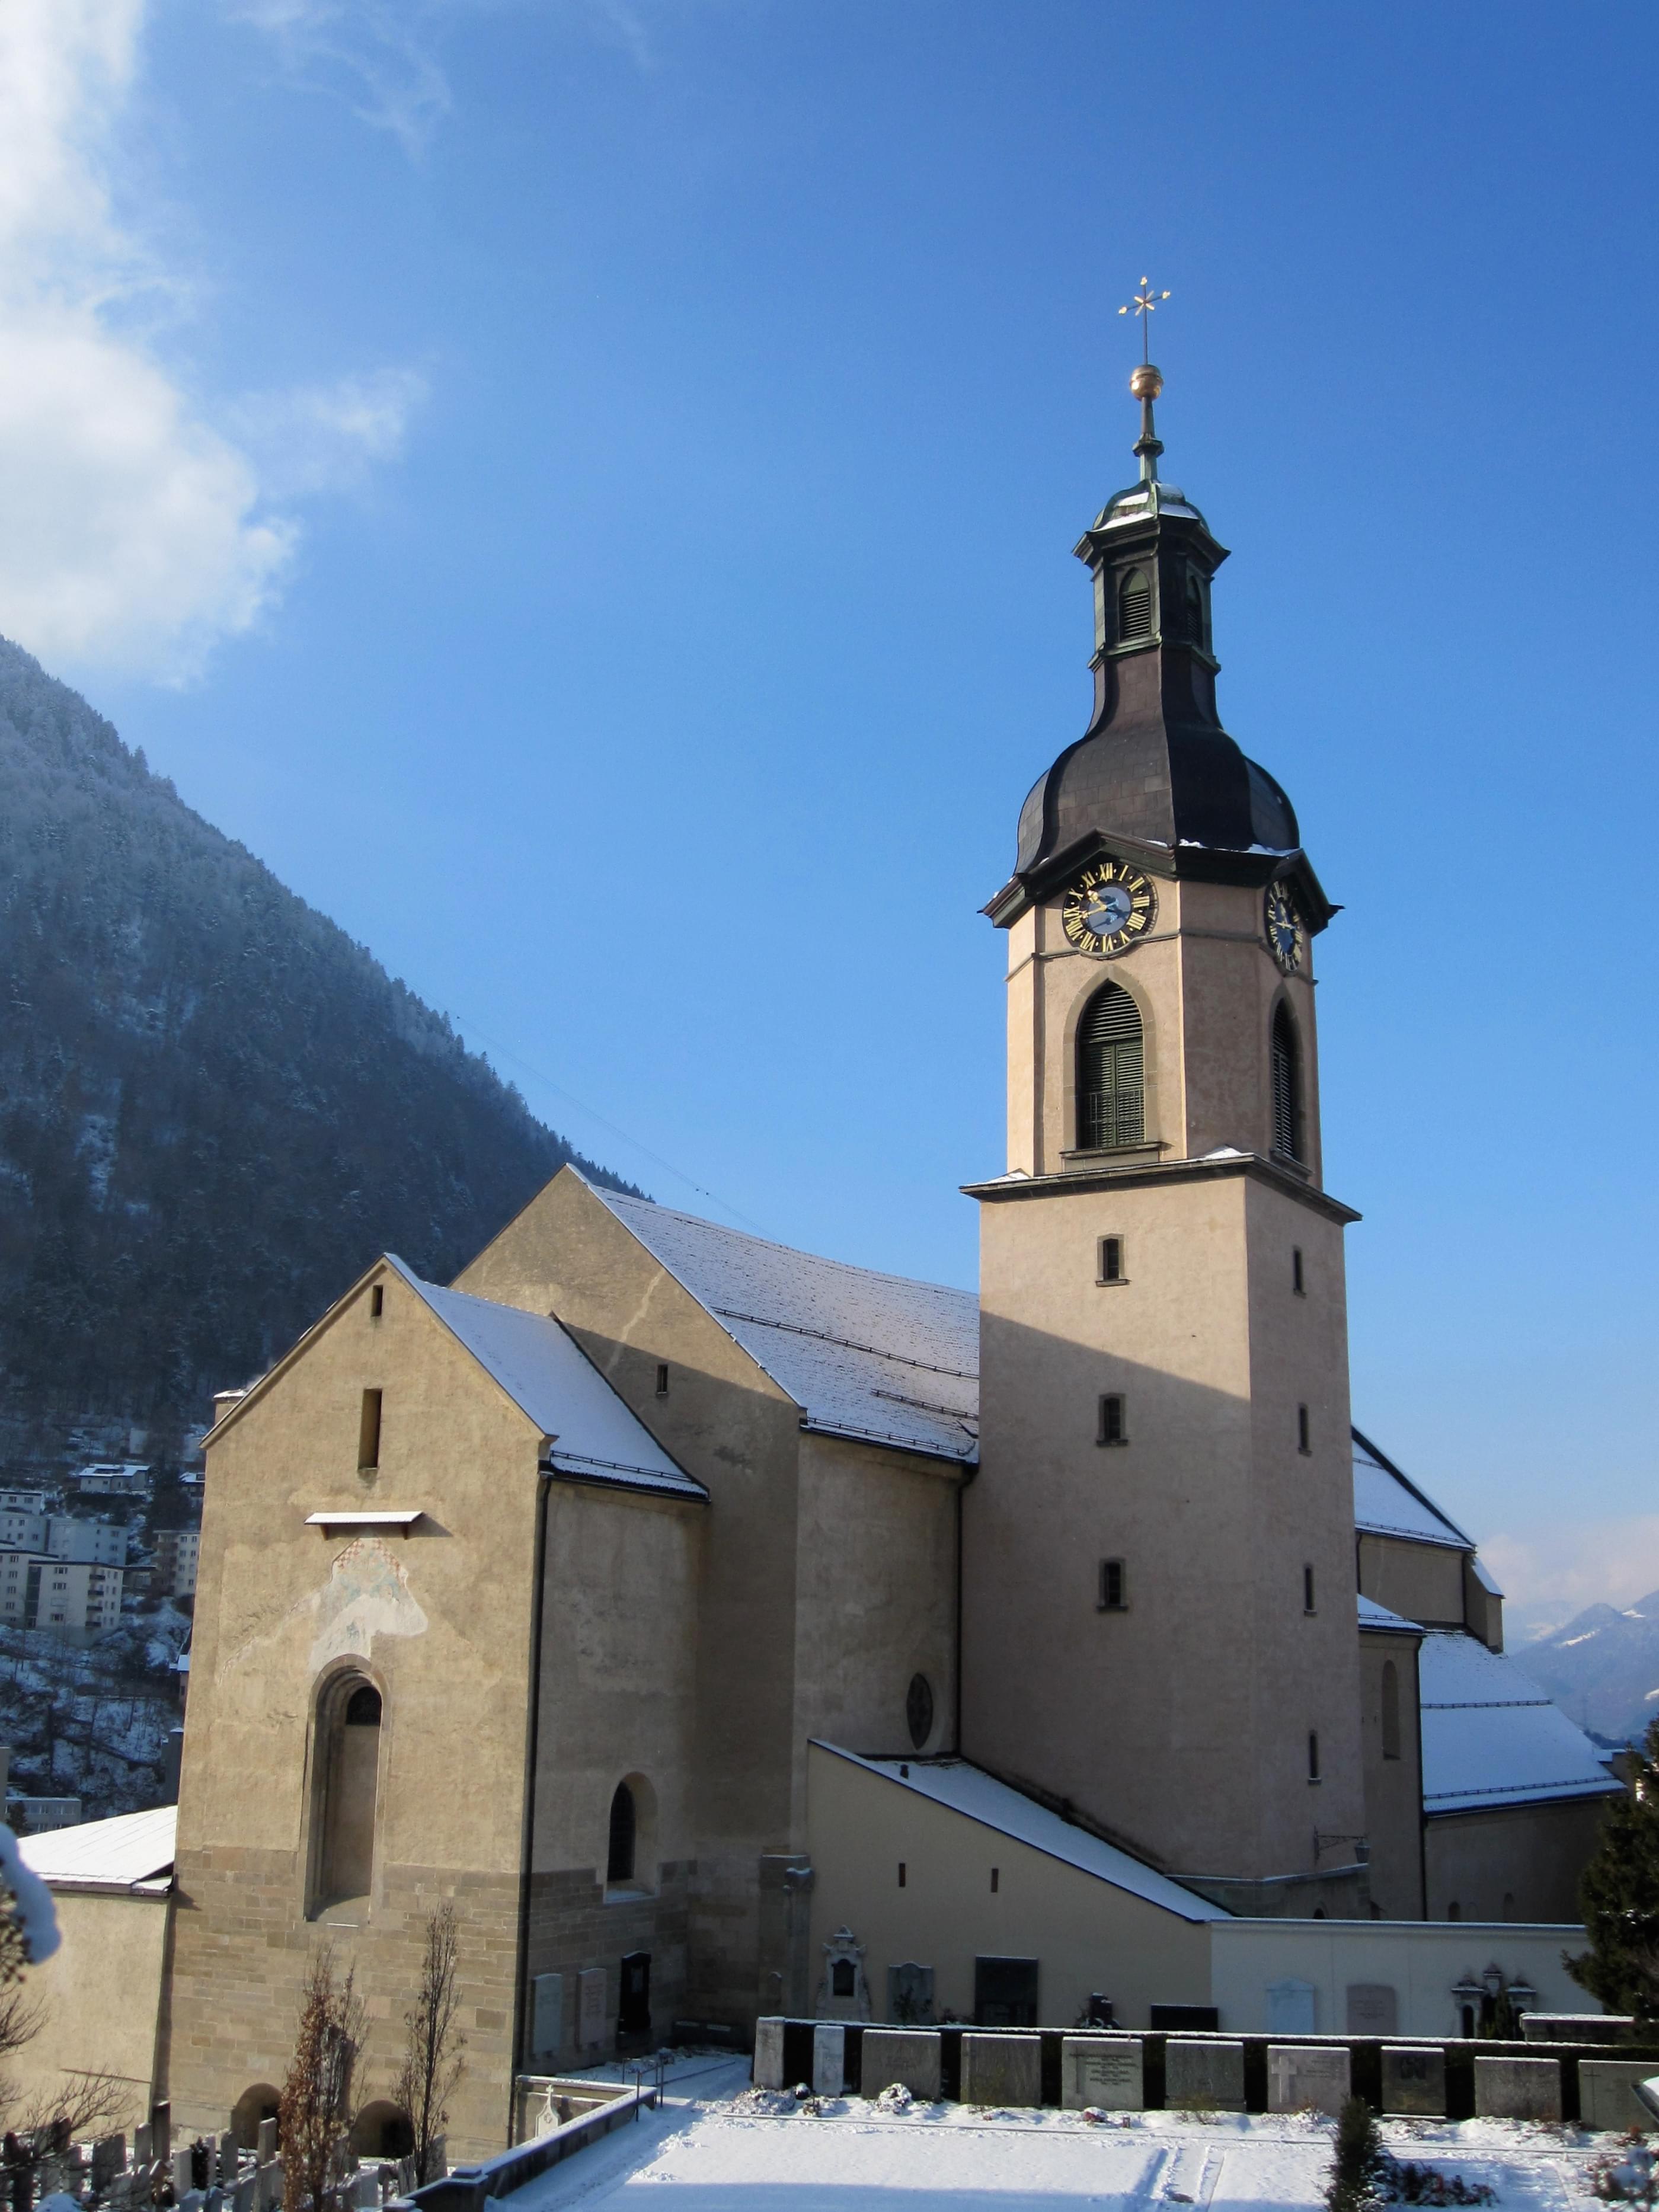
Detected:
left=388, top=1258, right=706, bottom=1501
left=1359, top=1594, right=1422, bottom=1635
left=816, top=1745, right=1228, bottom=1923
left=20, top=1804, right=176, bottom=1891
left=1418, top=1632, right=1620, bottom=1814
left=587, top=1186, right=979, bottom=1465
left=1352, top=1431, right=1473, bottom=1551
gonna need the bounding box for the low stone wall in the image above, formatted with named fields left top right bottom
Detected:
left=753, top=2019, right=1659, bottom=2125
left=404, top=2085, right=656, bottom=2212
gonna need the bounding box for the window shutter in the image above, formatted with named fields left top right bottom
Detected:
left=1078, top=983, right=1145, bottom=1149
left=1118, top=567, right=1153, bottom=641
left=1271, top=1004, right=1301, bottom=1160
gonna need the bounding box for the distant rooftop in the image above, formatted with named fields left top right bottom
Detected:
left=1418, top=1631, right=1620, bottom=1814
left=589, top=1184, right=979, bottom=1465
left=1352, top=1430, right=1473, bottom=1551
left=20, top=1803, right=175, bottom=1891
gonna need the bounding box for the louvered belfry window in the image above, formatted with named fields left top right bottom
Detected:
left=1117, top=565, right=1153, bottom=643
left=1271, top=1002, right=1302, bottom=1160
left=1078, top=982, right=1144, bottom=1149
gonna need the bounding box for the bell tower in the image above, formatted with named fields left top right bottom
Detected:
left=961, top=357, right=1370, bottom=1916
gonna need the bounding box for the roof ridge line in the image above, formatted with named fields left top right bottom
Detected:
left=711, top=1306, right=977, bottom=1380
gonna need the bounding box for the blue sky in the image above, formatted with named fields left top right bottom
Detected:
left=1, top=1, right=1655, bottom=1619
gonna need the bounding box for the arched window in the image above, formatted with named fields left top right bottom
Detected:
left=1078, top=983, right=1144, bottom=1151
left=1117, top=566, right=1153, bottom=643
left=607, top=1782, right=636, bottom=1884
left=1271, top=1002, right=1302, bottom=1161
left=1184, top=568, right=1207, bottom=648
left=311, top=1674, right=382, bottom=1917
left=1380, top=1660, right=1401, bottom=1761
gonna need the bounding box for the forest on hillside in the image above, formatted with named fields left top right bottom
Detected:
left=0, top=635, right=632, bottom=1459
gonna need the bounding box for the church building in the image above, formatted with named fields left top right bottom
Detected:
left=138, top=365, right=1618, bottom=2155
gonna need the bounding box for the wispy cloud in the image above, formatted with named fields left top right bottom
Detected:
left=1483, top=1513, right=1659, bottom=1627
left=225, top=0, right=453, bottom=156
left=0, top=0, right=426, bottom=683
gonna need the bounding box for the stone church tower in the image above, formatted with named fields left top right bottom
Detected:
left=962, top=364, right=1370, bottom=1914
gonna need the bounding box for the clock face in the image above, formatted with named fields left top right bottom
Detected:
left=1264, top=883, right=1304, bottom=974
left=1062, top=859, right=1157, bottom=957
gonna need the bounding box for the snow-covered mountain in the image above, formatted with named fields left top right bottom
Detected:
left=1516, top=1591, right=1659, bottom=1746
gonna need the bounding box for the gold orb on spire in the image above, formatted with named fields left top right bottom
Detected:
left=1130, top=363, right=1163, bottom=401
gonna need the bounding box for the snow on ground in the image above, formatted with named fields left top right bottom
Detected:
left=496, top=2057, right=1619, bottom=2212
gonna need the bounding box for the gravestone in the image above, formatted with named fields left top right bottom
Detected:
left=204, top=2187, right=224, bottom=2212
left=133, top=2127, right=153, bottom=2165
left=531, top=1973, right=563, bottom=2061
left=752, top=2018, right=786, bottom=2092
left=179, top=2193, right=204, bottom=2212
left=1347, top=1984, right=1399, bottom=2036
left=816, top=1927, right=870, bottom=2022
left=811, top=2023, right=845, bottom=2096
left=960, top=2034, right=1041, bottom=2109
left=859, top=2028, right=942, bottom=2102
left=1165, top=2038, right=1246, bottom=2112
left=218, top=2134, right=238, bottom=2184
left=887, top=1963, right=935, bottom=2026
left=172, top=2148, right=195, bottom=2198
left=1062, top=2036, right=1144, bottom=2112
left=91, top=2136, right=126, bottom=2191
left=1268, top=2044, right=1351, bottom=2115
left=1580, top=2060, right=1659, bottom=2133
left=1266, top=1980, right=1318, bottom=2034
left=255, top=2158, right=283, bottom=2211
left=1473, top=2055, right=1562, bottom=2122
left=349, top=2172, right=379, bottom=2207
left=232, top=2175, right=257, bottom=2212
left=255, top=2121, right=277, bottom=2166
left=1382, top=2045, right=1446, bottom=2117
left=577, top=1967, right=607, bottom=2051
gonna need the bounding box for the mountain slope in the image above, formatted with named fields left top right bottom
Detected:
left=1517, top=1592, right=1659, bottom=1746
left=0, top=635, right=632, bottom=1453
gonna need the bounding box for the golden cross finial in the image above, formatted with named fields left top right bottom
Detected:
left=1118, top=277, right=1171, bottom=363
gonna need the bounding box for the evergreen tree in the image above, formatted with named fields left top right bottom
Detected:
left=1567, top=1719, right=1659, bottom=2025
left=1325, top=2097, right=1387, bottom=2212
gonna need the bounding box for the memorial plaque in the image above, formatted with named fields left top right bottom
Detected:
left=859, top=2028, right=942, bottom=2102
left=1473, top=2055, right=1561, bottom=2122
left=811, top=2023, right=846, bottom=2096
left=752, top=2018, right=786, bottom=2091
left=1579, top=2060, right=1659, bottom=2133
left=1062, top=2036, right=1144, bottom=2112
left=1165, top=2038, right=1246, bottom=2112
left=1381, top=2045, right=1446, bottom=2117
left=960, top=2034, right=1040, bottom=2109
left=1267, top=2044, right=1351, bottom=2115
left=531, top=1973, right=563, bottom=2061
left=577, top=1967, right=607, bottom=2050
left=1347, top=1984, right=1399, bottom=2036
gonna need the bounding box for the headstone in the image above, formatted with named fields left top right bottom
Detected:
left=1473, top=2055, right=1562, bottom=2122
left=886, top=1964, right=935, bottom=2026
left=1266, top=1979, right=1318, bottom=2034
left=752, top=2018, right=786, bottom=2092
left=531, top=1973, right=563, bottom=2060
left=811, top=2023, right=845, bottom=2096
left=816, top=1927, right=870, bottom=2022
left=91, top=2138, right=126, bottom=2191
left=349, top=2173, right=379, bottom=2208
left=1062, top=2035, right=1144, bottom=2112
left=232, top=2176, right=257, bottom=2212
left=180, top=2192, right=205, bottom=2212
left=151, top=2107, right=172, bottom=2168
left=859, top=2028, right=942, bottom=2102
left=1267, top=2044, right=1351, bottom=2116
left=204, top=2186, right=224, bottom=2212
left=218, top=2136, right=238, bottom=2186
left=1382, top=2045, right=1446, bottom=2117
left=255, top=2159, right=283, bottom=2212
left=133, top=2128, right=153, bottom=2165
left=1347, top=1984, right=1399, bottom=2036
left=577, top=1967, right=606, bottom=2050
left=1165, top=2038, right=1246, bottom=2112
left=255, top=2122, right=277, bottom=2167
left=960, top=2034, right=1041, bottom=2109
left=1580, top=2060, right=1659, bottom=2133
left=172, top=2149, right=194, bottom=2198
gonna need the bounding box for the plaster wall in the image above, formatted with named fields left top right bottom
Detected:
left=967, top=1162, right=1364, bottom=1889
left=169, top=1265, right=542, bottom=2159
left=1425, top=1797, right=1612, bottom=1926
left=1357, top=1535, right=1467, bottom=1628
left=1209, top=1915, right=1593, bottom=2038
left=9, top=1888, right=170, bottom=2120
left=1358, top=1631, right=1427, bottom=1919
left=805, top=1744, right=1212, bottom=2029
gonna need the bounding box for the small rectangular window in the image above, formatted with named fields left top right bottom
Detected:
left=1308, top=1730, right=1321, bottom=1782
left=1098, top=1236, right=1126, bottom=1285
left=358, top=1388, right=383, bottom=1471
left=1297, top=1403, right=1311, bottom=1455
left=1292, top=1248, right=1305, bottom=1296
left=370, top=1284, right=384, bottom=1319
left=1099, top=1558, right=1127, bottom=1611
left=897, top=1862, right=907, bottom=1888
left=1303, top=1565, right=1316, bottom=1613
left=1098, top=1394, right=1127, bottom=1447
left=655, top=1363, right=669, bottom=1396
left=990, top=1867, right=999, bottom=1893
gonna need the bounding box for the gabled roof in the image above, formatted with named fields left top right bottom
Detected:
left=388, top=1258, right=706, bottom=1501
left=1418, top=1630, right=1620, bottom=1814
left=21, top=1804, right=176, bottom=1892
left=586, top=1185, right=979, bottom=1465
left=1352, top=1429, right=1473, bottom=1551
left=814, top=1744, right=1226, bottom=1922
left=1358, top=1594, right=1422, bottom=1635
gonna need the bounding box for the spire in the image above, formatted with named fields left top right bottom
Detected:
left=1118, top=277, right=1170, bottom=485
